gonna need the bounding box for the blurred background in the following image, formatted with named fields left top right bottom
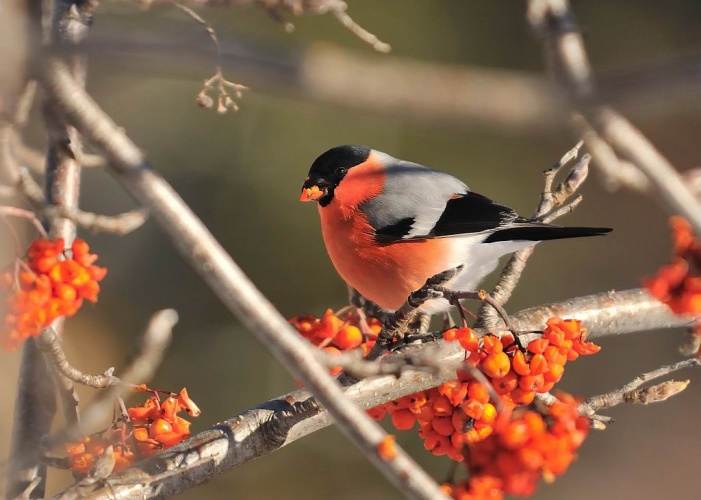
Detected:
left=1, top=1, right=700, bottom=498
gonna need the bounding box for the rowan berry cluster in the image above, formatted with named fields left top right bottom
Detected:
left=289, top=308, right=381, bottom=374
left=645, top=216, right=701, bottom=316
left=369, top=319, right=598, bottom=463
left=0, top=238, right=107, bottom=350
left=289, top=309, right=598, bottom=498
left=66, top=387, right=200, bottom=474
left=441, top=393, right=590, bottom=499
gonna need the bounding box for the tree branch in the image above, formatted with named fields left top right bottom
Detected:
left=56, top=288, right=700, bottom=499
left=527, top=0, right=701, bottom=234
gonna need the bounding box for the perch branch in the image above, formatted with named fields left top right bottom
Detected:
left=59, top=288, right=699, bottom=499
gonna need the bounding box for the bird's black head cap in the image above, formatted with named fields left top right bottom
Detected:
left=302, top=145, right=371, bottom=206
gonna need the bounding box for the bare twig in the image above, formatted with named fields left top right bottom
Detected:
left=36, top=327, right=119, bottom=388
left=169, top=2, right=249, bottom=113
left=50, top=309, right=176, bottom=446
left=573, top=116, right=651, bottom=192
left=8, top=168, right=148, bottom=235
left=42, top=205, right=148, bottom=235
left=38, top=56, right=448, bottom=500
left=0, top=206, right=49, bottom=237
left=327, top=2, right=391, bottom=53
left=584, top=358, right=700, bottom=413
left=477, top=141, right=588, bottom=329
left=62, top=288, right=700, bottom=499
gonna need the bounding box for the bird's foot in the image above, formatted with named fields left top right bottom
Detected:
left=445, top=289, right=517, bottom=334
left=365, top=266, right=463, bottom=360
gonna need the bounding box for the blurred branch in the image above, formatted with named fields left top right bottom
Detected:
left=38, top=55, right=448, bottom=500
left=82, top=27, right=701, bottom=132
left=64, top=287, right=700, bottom=499
left=142, top=0, right=391, bottom=52
left=527, top=0, right=701, bottom=233
left=5, top=0, right=49, bottom=496
left=8, top=0, right=97, bottom=495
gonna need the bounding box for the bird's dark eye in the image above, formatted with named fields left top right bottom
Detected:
left=336, top=167, right=347, bottom=177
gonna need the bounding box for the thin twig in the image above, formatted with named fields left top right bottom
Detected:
left=50, top=309, right=176, bottom=446
left=10, top=168, right=148, bottom=235
left=42, top=205, right=148, bottom=235
left=477, top=141, right=588, bottom=330
left=36, top=327, right=119, bottom=388
left=584, top=358, right=700, bottom=413
left=0, top=206, right=49, bottom=237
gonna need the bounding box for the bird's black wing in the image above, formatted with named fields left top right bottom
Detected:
left=373, top=192, right=519, bottom=243
left=374, top=191, right=611, bottom=243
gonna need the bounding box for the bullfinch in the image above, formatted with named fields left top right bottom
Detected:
left=300, top=145, right=610, bottom=314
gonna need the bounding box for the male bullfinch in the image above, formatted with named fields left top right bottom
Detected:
left=300, top=145, right=610, bottom=314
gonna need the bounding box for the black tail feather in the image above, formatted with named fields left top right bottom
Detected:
left=484, top=225, right=612, bottom=243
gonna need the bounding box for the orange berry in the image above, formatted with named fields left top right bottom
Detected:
left=499, top=332, right=515, bottom=349
left=334, top=325, right=362, bottom=349
left=149, top=418, right=173, bottom=438
left=443, top=328, right=458, bottom=342
left=482, top=335, right=503, bottom=354
left=432, top=395, right=454, bottom=416
left=522, top=411, right=545, bottom=437
left=481, top=403, right=497, bottom=425
left=432, top=416, right=455, bottom=437
left=544, top=345, right=567, bottom=366
left=566, top=349, right=580, bottom=361
left=493, top=370, right=518, bottom=395
left=482, top=352, right=510, bottom=379
left=573, top=340, right=601, bottom=355
left=502, top=420, right=530, bottom=449
left=527, top=338, right=549, bottom=354
left=462, top=399, right=484, bottom=420
left=153, top=431, right=184, bottom=446
left=391, top=409, right=416, bottom=431
left=171, top=416, right=191, bottom=436
left=544, top=362, right=565, bottom=383
left=510, top=387, right=535, bottom=405
left=367, top=406, right=387, bottom=421
left=377, top=435, right=397, bottom=461
left=456, top=327, right=479, bottom=352
left=439, top=381, right=468, bottom=406
left=519, top=374, right=545, bottom=393
left=528, top=354, right=549, bottom=375
left=177, top=388, right=201, bottom=417
left=511, top=350, right=530, bottom=376
left=468, top=381, right=490, bottom=404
